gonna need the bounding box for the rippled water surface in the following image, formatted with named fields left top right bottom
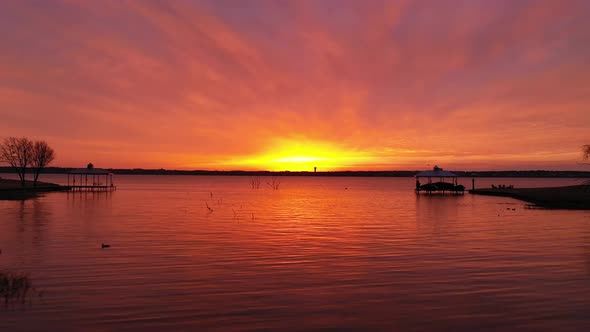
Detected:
left=1, top=175, right=589, bottom=331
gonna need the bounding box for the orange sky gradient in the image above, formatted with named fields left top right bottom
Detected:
left=1, top=0, right=589, bottom=171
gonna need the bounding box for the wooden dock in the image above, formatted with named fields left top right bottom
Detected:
left=415, top=166, right=465, bottom=195
left=68, top=185, right=116, bottom=192
left=68, top=164, right=116, bottom=192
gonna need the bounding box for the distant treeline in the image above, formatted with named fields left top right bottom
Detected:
left=1, top=167, right=590, bottom=178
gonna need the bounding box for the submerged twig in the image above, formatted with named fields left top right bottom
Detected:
left=266, top=176, right=281, bottom=190
left=249, top=177, right=261, bottom=189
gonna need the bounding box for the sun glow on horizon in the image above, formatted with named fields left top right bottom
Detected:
left=224, top=138, right=375, bottom=171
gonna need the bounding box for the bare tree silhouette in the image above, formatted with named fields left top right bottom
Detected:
left=32, top=140, right=55, bottom=186
left=0, top=137, right=34, bottom=186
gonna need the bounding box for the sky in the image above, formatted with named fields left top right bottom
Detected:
left=1, top=0, right=589, bottom=171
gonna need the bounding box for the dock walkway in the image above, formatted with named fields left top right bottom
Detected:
left=68, top=185, right=116, bottom=192
left=469, top=185, right=590, bottom=209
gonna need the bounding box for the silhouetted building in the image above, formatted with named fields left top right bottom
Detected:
left=415, top=166, right=464, bottom=194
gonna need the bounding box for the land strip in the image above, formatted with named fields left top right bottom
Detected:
left=469, top=185, right=590, bottom=209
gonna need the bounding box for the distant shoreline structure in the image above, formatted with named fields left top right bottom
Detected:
left=1, top=167, right=589, bottom=178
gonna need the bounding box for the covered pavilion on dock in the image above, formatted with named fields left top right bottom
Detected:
left=415, top=166, right=464, bottom=194
left=68, top=163, right=115, bottom=191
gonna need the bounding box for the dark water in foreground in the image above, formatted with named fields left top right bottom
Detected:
left=1, top=175, right=589, bottom=331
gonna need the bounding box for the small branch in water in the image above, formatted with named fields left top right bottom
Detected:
left=249, top=176, right=261, bottom=189
left=205, top=202, right=213, bottom=212
left=266, top=176, right=281, bottom=190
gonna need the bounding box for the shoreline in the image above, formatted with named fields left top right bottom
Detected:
left=0, top=178, right=70, bottom=200
left=2, top=167, right=590, bottom=178
left=3, top=176, right=590, bottom=209
left=469, top=185, right=590, bottom=209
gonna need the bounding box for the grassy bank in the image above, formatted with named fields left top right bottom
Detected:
left=470, top=185, right=590, bottom=209
left=0, top=178, right=67, bottom=191
left=0, top=178, right=69, bottom=199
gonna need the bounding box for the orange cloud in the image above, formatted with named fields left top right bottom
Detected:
left=0, top=0, right=589, bottom=170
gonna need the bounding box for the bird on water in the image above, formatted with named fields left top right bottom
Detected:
left=101, top=243, right=111, bottom=248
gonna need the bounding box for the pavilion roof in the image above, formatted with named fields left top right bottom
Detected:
left=415, top=166, right=457, bottom=178
left=69, top=168, right=111, bottom=175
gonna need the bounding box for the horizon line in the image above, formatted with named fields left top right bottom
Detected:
left=2, top=166, right=590, bottom=175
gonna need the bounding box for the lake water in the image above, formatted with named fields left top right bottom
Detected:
left=1, top=175, right=589, bottom=331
